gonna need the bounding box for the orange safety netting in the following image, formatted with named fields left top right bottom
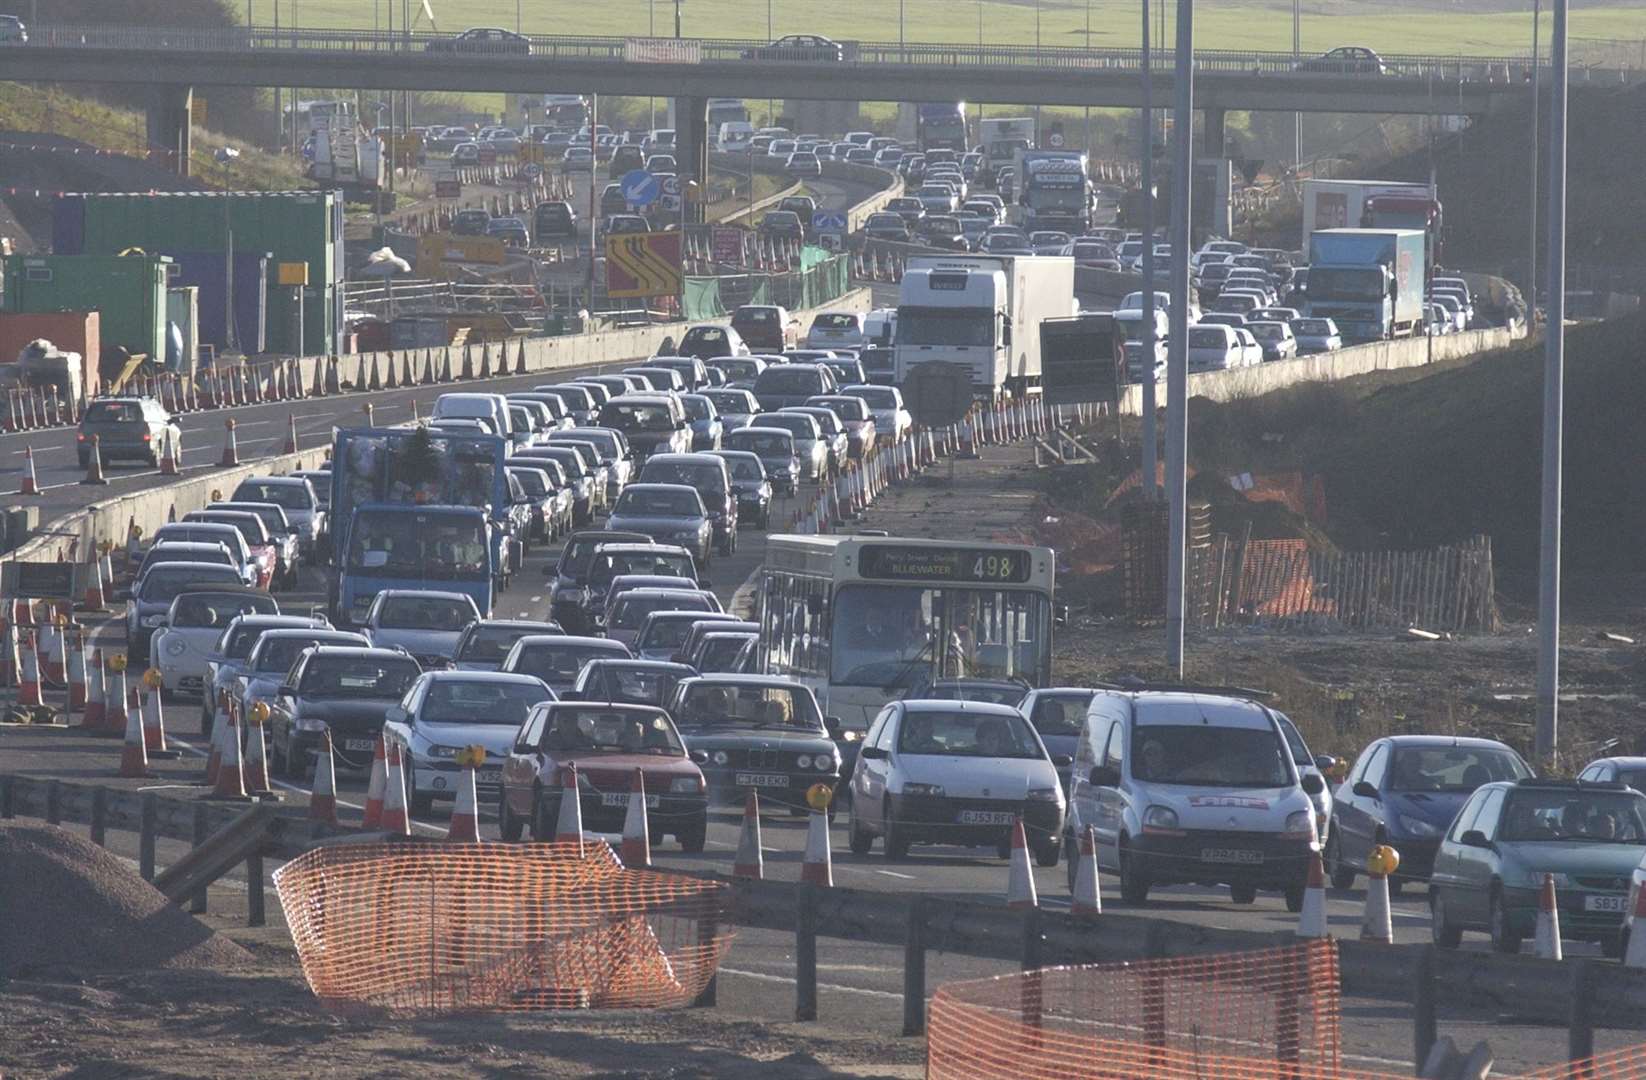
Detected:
left=273, top=841, right=732, bottom=1016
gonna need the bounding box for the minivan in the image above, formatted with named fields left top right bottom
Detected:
left=432, top=392, right=513, bottom=438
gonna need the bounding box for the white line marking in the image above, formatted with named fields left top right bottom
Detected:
left=873, top=869, right=917, bottom=880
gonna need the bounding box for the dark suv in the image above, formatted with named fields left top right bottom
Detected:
left=78, top=396, right=181, bottom=468
left=533, top=200, right=577, bottom=241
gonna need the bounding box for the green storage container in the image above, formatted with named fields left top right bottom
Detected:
left=1, top=253, right=171, bottom=365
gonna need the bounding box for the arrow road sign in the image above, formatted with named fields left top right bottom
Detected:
left=620, top=169, right=661, bottom=207
left=812, top=210, right=848, bottom=232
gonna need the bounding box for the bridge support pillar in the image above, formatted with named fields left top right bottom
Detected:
left=146, top=84, right=194, bottom=178
left=674, top=95, right=709, bottom=226
left=1202, top=107, right=1228, bottom=159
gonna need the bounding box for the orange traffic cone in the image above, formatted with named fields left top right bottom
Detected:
left=1534, top=872, right=1562, bottom=959
left=800, top=807, right=832, bottom=887
left=17, top=630, right=42, bottom=707
left=734, top=791, right=763, bottom=879
left=81, top=647, right=105, bottom=730
left=1071, top=824, right=1102, bottom=917
left=242, top=701, right=275, bottom=796
left=219, top=418, right=239, bottom=467
left=1006, top=817, right=1038, bottom=909
left=361, top=736, right=387, bottom=828
left=379, top=740, right=410, bottom=834
left=103, top=659, right=129, bottom=736
left=555, top=763, right=585, bottom=851
left=620, top=767, right=650, bottom=868
left=309, top=729, right=339, bottom=826
left=80, top=436, right=108, bottom=485
left=158, top=429, right=180, bottom=476
left=19, top=445, right=39, bottom=495
left=446, top=745, right=482, bottom=842
left=1296, top=848, right=1329, bottom=939
left=118, top=690, right=153, bottom=778
left=210, top=705, right=249, bottom=799
left=82, top=556, right=106, bottom=610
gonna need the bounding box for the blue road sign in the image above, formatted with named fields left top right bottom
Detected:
left=812, top=210, right=848, bottom=232
left=522, top=163, right=543, bottom=179
left=620, top=169, right=661, bottom=207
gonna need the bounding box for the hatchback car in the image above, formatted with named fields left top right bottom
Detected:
left=604, top=588, right=721, bottom=650
left=360, top=589, right=482, bottom=668
left=384, top=670, right=556, bottom=813
left=840, top=383, right=912, bottom=445
left=77, top=396, right=182, bottom=468
left=597, top=394, right=692, bottom=463
left=500, top=634, right=633, bottom=697
left=803, top=395, right=877, bottom=460
left=637, top=453, right=738, bottom=555
left=1016, top=688, right=1099, bottom=790
left=850, top=700, right=1065, bottom=864
left=152, top=586, right=278, bottom=699
left=1430, top=779, right=1645, bottom=956
left=1290, top=317, right=1343, bottom=355
left=233, top=628, right=370, bottom=738
left=200, top=613, right=330, bottom=733
left=546, top=530, right=652, bottom=631
left=706, top=358, right=768, bottom=393
left=709, top=449, right=773, bottom=528
left=127, top=562, right=246, bottom=665
left=670, top=675, right=841, bottom=812
left=533, top=200, right=577, bottom=241
left=265, top=646, right=423, bottom=773
left=702, top=387, right=762, bottom=432
left=756, top=412, right=828, bottom=482
left=679, top=324, right=749, bottom=362
left=678, top=394, right=725, bottom=452
left=606, top=484, right=715, bottom=569
left=500, top=701, right=709, bottom=849
left=1247, top=321, right=1298, bottom=362
left=723, top=427, right=799, bottom=495
left=231, top=476, right=324, bottom=557
left=451, top=619, right=563, bottom=672
left=567, top=659, right=695, bottom=709
left=634, top=611, right=744, bottom=664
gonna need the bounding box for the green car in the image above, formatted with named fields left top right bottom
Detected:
left=1429, top=778, right=1646, bottom=956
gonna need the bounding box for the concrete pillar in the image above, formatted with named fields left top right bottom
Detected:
left=1202, top=107, right=1228, bottom=160
left=146, top=84, right=194, bottom=178
left=674, top=95, right=709, bottom=226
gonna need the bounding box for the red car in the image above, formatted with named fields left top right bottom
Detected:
left=499, top=701, right=708, bottom=851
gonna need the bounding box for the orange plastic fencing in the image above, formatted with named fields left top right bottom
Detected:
left=273, top=841, right=732, bottom=1016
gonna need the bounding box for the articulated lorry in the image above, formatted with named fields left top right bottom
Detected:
left=1012, top=149, right=1091, bottom=233
left=328, top=426, right=514, bottom=625
left=894, top=254, right=1076, bottom=400
left=1304, top=228, right=1426, bottom=342
left=1300, top=179, right=1442, bottom=262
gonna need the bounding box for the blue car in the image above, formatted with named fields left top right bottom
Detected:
left=680, top=394, right=724, bottom=452
left=1327, top=735, right=1532, bottom=891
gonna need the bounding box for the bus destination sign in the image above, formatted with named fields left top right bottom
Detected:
left=857, top=544, right=1032, bottom=585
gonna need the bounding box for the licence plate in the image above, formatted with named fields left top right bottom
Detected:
left=735, top=772, right=788, bottom=787
left=601, top=792, right=661, bottom=808
left=957, top=810, right=1017, bottom=826
left=1585, top=894, right=1628, bottom=913
left=344, top=738, right=375, bottom=752
left=1202, top=848, right=1264, bottom=865
left=478, top=769, right=502, bottom=785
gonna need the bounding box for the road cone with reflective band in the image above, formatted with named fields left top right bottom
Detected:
left=445, top=745, right=483, bottom=842
left=555, top=763, right=585, bottom=850
left=282, top=413, right=298, bottom=455
left=620, top=767, right=650, bottom=868
left=1071, top=825, right=1102, bottom=917
left=1361, top=844, right=1400, bottom=944
left=83, top=555, right=106, bottom=610
left=1625, top=889, right=1646, bottom=968
left=204, top=693, right=226, bottom=784
left=82, top=648, right=105, bottom=730
left=17, top=630, right=42, bottom=707
left=1296, top=847, right=1329, bottom=938
left=210, top=704, right=249, bottom=799
left=66, top=633, right=87, bottom=711
left=19, top=445, right=39, bottom=495
left=242, top=700, right=276, bottom=797
left=140, top=670, right=177, bottom=756
left=379, top=740, right=410, bottom=835
left=361, top=736, right=387, bottom=828
left=309, top=729, right=339, bottom=826
left=219, top=419, right=239, bottom=467
left=103, top=655, right=128, bottom=735
left=158, top=429, right=180, bottom=476
left=1535, top=873, right=1562, bottom=960
left=800, top=809, right=832, bottom=887
left=42, top=619, right=65, bottom=686
left=118, top=689, right=152, bottom=778
left=1006, top=817, right=1038, bottom=909
left=734, top=791, right=763, bottom=879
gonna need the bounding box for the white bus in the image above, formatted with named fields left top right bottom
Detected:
left=758, top=534, right=1056, bottom=731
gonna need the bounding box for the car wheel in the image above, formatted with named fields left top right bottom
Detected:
left=1326, top=828, right=1357, bottom=890
left=848, top=810, right=874, bottom=855
left=1117, top=838, right=1150, bottom=906
left=1489, top=889, right=1523, bottom=954
left=1230, top=883, right=1258, bottom=905
left=498, top=793, right=524, bottom=842
left=1431, top=888, right=1463, bottom=948
left=1063, top=833, right=1079, bottom=892
left=677, top=815, right=707, bottom=854
left=883, top=800, right=910, bottom=860
left=200, top=705, right=214, bottom=738
left=530, top=789, right=555, bottom=842
left=1033, top=834, right=1060, bottom=869
left=1606, top=930, right=1627, bottom=961
left=1284, top=884, right=1306, bottom=913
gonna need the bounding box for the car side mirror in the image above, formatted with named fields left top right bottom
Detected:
left=1300, top=773, right=1325, bottom=795
left=278, top=685, right=297, bottom=698
left=1052, top=753, right=1074, bottom=768
left=1460, top=829, right=1492, bottom=850
left=116, top=587, right=133, bottom=601
left=1352, top=780, right=1379, bottom=799
left=385, top=706, right=407, bottom=723
left=860, top=745, right=889, bottom=760
left=1314, top=754, right=1338, bottom=773
left=689, top=748, right=709, bottom=764
left=824, top=716, right=842, bottom=739
left=1088, top=764, right=1120, bottom=788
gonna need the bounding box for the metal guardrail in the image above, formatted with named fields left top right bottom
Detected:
left=23, top=24, right=1643, bottom=83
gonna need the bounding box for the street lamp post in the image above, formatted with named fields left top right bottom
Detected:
left=1164, top=0, right=1193, bottom=674
left=1140, top=0, right=1158, bottom=501
left=1529, top=0, right=1542, bottom=317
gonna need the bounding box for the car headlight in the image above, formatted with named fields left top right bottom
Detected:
left=165, top=640, right=187, bottom=657
left=425, top=744, right=462, bottom=759
left=796, top=754, right=813, bottom=769
left=1143, top=805, right=1180, bottom=833
left=670, top=776, right=703, bottom=794
left=712, top=750, right=729, bottom=765
left=1026, top=786, right=1062, bottom=803
left=1396, top=814, right=1441, bottom=838
left=902, top=782, right=944, bottom=798
left=294, top=716, right=329, bottom=733
left=1283, top=810, right=1316, bottom=840
left=142, top=615, right=167, bottom=628
left=815, top=755, right=835, bottom=772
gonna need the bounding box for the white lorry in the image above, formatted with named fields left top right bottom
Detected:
left=894, top=254, right=1076, bottom=401
left=1299, top=179, right=1436, bottom=253
left=978, top=116, right=1034, bottom=184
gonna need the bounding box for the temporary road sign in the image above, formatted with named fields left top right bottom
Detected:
left=620, top=169, right=661, bottom=207
left=660, top=175, right=682, bottom=197
left=812, top=210, right=847, bottom=232
left=606, top=232, right=683, bottom=298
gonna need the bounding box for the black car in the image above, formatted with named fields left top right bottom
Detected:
left=533, top=200, right=577, bottom=241
left=77, top=396, right=181, bottom=468
left=265, top=646, right=423, bottom=774
left=757, top=210, right=805, bottom=243
left=427, top=26, right=531, bottom=55
left=452, top=208, right=491, bottom=236
left=709, top=449, right=773, bottom=529
left=670, top=675, right=841, bottom=814
left=1294, top=45, right=1387, bottom=74
left=546, top=531, right=650, bottom=629
left=742, top=34, right=844, bottom=61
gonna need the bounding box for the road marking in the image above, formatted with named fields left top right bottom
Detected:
left=873, top=869, right=916, bottom=880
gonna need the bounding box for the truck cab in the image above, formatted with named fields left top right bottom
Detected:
left=1303, top=228, right=1425, bottom=343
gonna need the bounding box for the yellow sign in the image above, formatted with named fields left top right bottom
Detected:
left=414, top=233, right=507, bottom=280
left=277, top=262, right=310, bottom=287
left=604, top=232, right=683, bottom=299
left=190, top=96, right=207, bottom=128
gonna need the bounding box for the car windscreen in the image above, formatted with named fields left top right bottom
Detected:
left=755, top=369, right=821, bottom=394
left=1387, top=746, right=1529, bottom=792
left=610, top=593, right=712, bottom=630
left=818, top=398, right=868, bottom=421
left=299, top=657, right=421, bottom=698
left=143, top=546, right=230, bottom=573
left=254, top=634, right=357, bottom=672
left=728, top=432, right=792, bottom=457
left=599, top=400, right=676, bottom=432
left=193, top=514, right=270, bottom=546
left=348, top=511, right=487, bottom=579
left=685, top=328, right=729, bottom=347
left=614, top=489, right=701, bottom=516
left=508, top=468, right=548, bottom=496
left=140, top=566, right=241, bottom=603
left=511, top=642, right=628, bottom=682
left=585, top=665, right=691, bottom=707
left=679, top=397, right=711, bottom=421
left=723, top=456, right=766, bottom=482
left=896, top=709, right=1042, bottom=758
left=458, top=624, right=554, bottom=662
left=541, top=707, right=683, bottom=753
left=639, top=614, right=720, bottom=650
left=172, top=592, right=277, bottom=628
left=233, top=482, right=311, bottom=510
left=1189, top=328, right=1229, bottom=348
left=705, top=391, right=755, bottom=412
left=814, top=314, right=857, bottom=329
left=673, top=682, right=824, bottom=731
left=592, top=551, right=695, bottom=584
left=419, top=679, right=551, bottom=726
left=927, top=683, right=1025, bottom=706
left=1294, top=320, right=1331, bottom=335
left=699, top=636, right=754, bottom=670
left=851, top=387, right=897, bottom=410
left=1028, top=693, right=1094, bottom=736
left=377, top=596, right=474, bottom=631
left=84, top=401, right=146, bottom=424
left=1499, top=790, right=1646, bottom=843
left=1131, top=725, right=1290, bottom=788
left=640, top=461, right=724, bottom=493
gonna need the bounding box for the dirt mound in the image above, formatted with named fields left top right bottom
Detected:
left=0, top=821, right=250, bottom=978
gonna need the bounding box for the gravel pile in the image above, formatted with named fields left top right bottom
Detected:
left=0, top=822, right=250, bottom=978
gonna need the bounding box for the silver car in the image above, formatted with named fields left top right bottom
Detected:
left=235, top=627, right=371, bottom=720
left=230, top=476, right=324, bottom=558
left=1289, top=317, right=1342, bottom=355
left=383, top=670, right=557, bottom=812
left=201, top=613, right=332, bottom=734
left=451, top=619, right=563, bottom=672
left=361, top=589, right=482, bottom=669
left=757, top=412, right=828, bottom=481
left=606, top=483, right=715, bottom=569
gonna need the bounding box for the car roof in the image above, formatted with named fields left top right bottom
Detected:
left=373, top=589, right=475, bottom=604
left=549, top=700, right=669, bottom=716
left=1375, top=734, right=1517, bottom=750
left=734, top=426, right=794, bottom=438
left=616, top=588, right=712, bottom=601
left=596, top=542, right=691, bottom=555
left=420, top=669, right=548, bottom=684
left=467, top=619, right=561, bottom=630
left=679, top=674, right=810, bottom=689
left=901, top=699, right=1026, bottom=717
left=588, top=658, right=696, bottom=672
left=141, top=561, right=240, bottom=579
left=172, top=584, right=267, bottom=597
left=1587, top=757, right=1646, bottom=769
left=239, top=475, right=307, bottom=487
left=1116, top=692, right=1278, bottom=730
left=646, top=453, right=726, bottom=466
left=305, top=646, right=420, bottom=660
left=148, top=541, right=228, bottom=553
left=515, top=634, right=628, bottom=648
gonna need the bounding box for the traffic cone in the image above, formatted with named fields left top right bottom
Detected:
left=141, top=675, right=172, bottom=755
left=306, top=728, right=338, bottom=825
left=42, top=620, right=65, bottom=686
left=219, top=419, right=240, bottom=467
left=104, top=661, right=128, bottom=736
left=210, top=706, right=248, bottom=799
left=19, top=445, right=38, bottom=495
left=1006, top=817, right=1038, bottom=909
left=66, top=632, right=87, bottom=712
left=242, top=701, right=275, bottom=796
left=1624, top=889, right=1646, bottom=968
left=1296, top=848, right=1329, bottom=939
left=204, top=696, right=225, bottom=785
left=380, top=740, right=410, bottom=835
left=1534, top=873, right=1562, bottom=960
left=479, top=342, right=493, bottom=379
left=620, top=767, right=650, bottom=868
left=1361, top=846, right=1396, bottom=944
left=362, top=736, right=387, bottom=828
left=118, top=691, right=152, bottom=778
left=1071, top=825, right=1102, bottom=917
left=734, top=791, right=764, bottom=879
left=158, top=429, right=180, bottom=476
left=79, top=436, right=108, bottom=485
left=555, top=763, right=584, bottom=850
left=2, top=620, right=18, bottom=688
left=83, top=555, right=106, bottom=610
left=17, top=630, right=42, bottom=707
left=82, top=647, right=105, bottom=730
left=446, top=745, right=482, bottom=842
left=800, top=807, right=832, bottom=888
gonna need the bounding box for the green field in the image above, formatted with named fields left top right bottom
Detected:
left=290, top=0, right=1646, bottom=64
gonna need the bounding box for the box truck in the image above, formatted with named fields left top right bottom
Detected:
left=1299, top=179, right=1440, bottom=255
left=978, top=116, right=1034, bottom=185
left=894, top=254, right=1076, bottom=400
left=1304, top=228, right=1426, bottom=342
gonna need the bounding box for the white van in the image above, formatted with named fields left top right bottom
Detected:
left=862, top=308, right=897, bottom=348
left=432, top=392, right=514, bottom=438
left=1066, top=689, right=1324, bottom=910
left=718, top=121, right=755, bottom=152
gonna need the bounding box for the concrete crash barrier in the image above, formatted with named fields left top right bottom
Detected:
left=273, top=840, right=732, bottom=1016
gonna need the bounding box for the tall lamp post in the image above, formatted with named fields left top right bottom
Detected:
left=1164, top=0, right=1193, bottom=673
left=1528, top=0, right=1542, bottom=317
left=1139, top=0, right=1158, bottom=501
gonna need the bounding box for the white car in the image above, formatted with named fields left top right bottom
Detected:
left=152, top=586, right=278, bottom=699
left=1187, top=324, right=1253, bottom=372
left=1290, top=317, right=1343, bottom=355
left=383, top=670, right=557, bottom=813
left=361, top=589, right=482, bottom=669
left=805, top=312, right=867, bottom=351
left=841, top=383, right=912, bottom=445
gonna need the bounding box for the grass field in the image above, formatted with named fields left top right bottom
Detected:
left=291, top=0, right=1646, bottom=63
